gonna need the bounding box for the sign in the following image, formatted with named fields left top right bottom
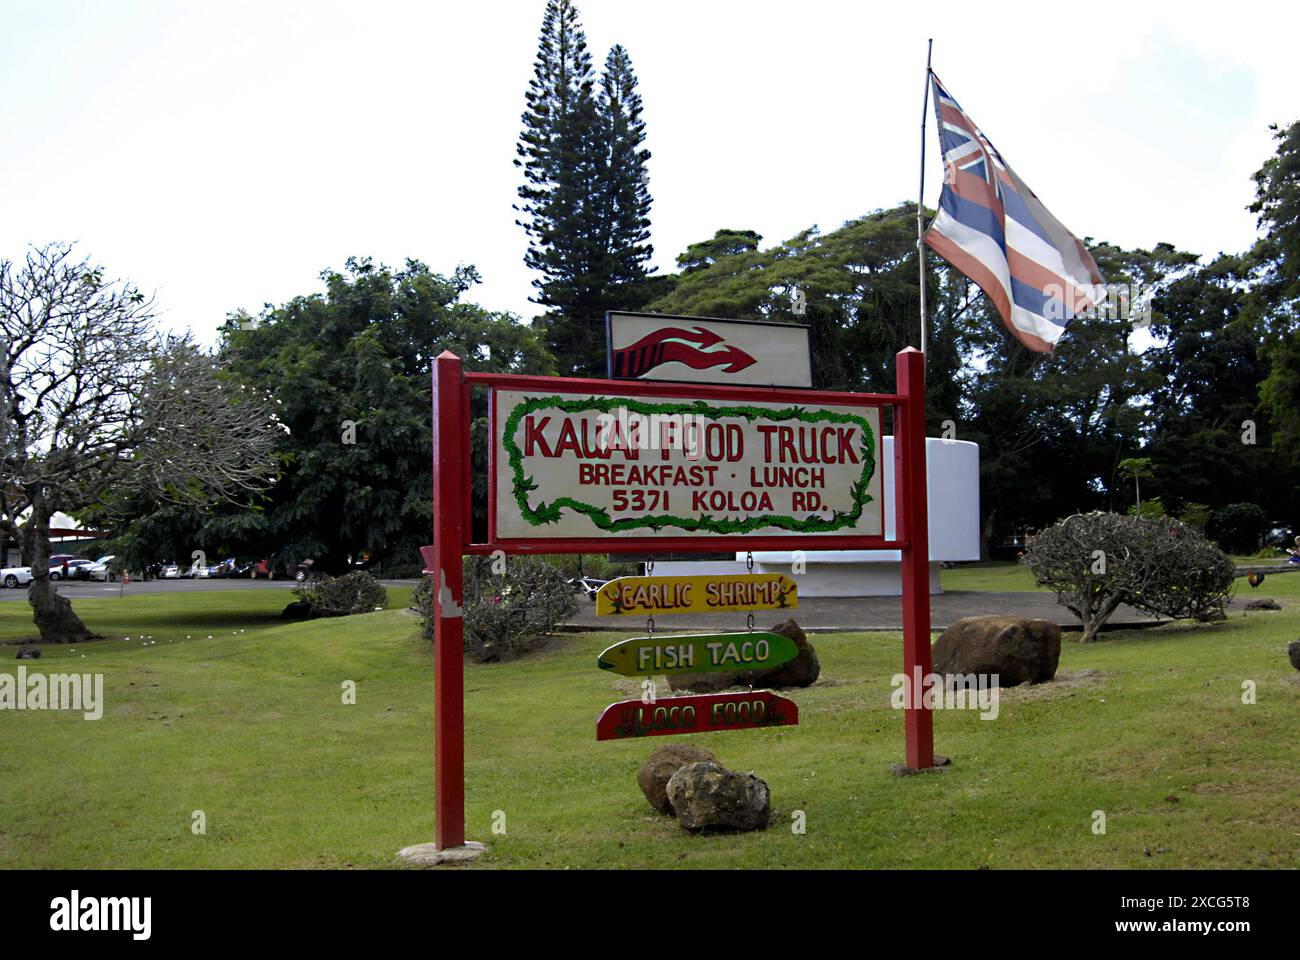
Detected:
left=596, top=631, right=800, bottom=676
left=607, top=312, right=812, bottom=387
left=595, top=690, right=800, bottom=741
left=595, top=573, right=797, bottom=616
left=492, top=387, right=883, bottom=541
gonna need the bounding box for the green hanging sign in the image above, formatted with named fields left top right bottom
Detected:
left=596, top=631, right=799, bottom=677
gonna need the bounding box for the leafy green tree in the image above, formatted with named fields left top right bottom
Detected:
left=2, top=244, right=279, bottom=642
left=1252, top=121, right=1300, bottom=487
left=1207, top=502, right=1268, bottom=554
left=676, top=230, right=762, bottom=273
left=1259, top=329, right=1300, bottom=469
left=594, top=44, right=653, bottom=292
left=1142, top=253, right=1285, bottom=516
left=1118, top=457, right=1154, bottom=509
left=103, top=258, right=553, bottom=576
left=1249, top=120, right=1300, bottom=313
left=515, top=0, right=599, bottom=330
left=515, top=2, right=656, bottom=375
left=648, top=204, right=960, bottom=412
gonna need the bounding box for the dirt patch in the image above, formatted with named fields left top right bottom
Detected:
left=997, top=668, right=1107, bottom=701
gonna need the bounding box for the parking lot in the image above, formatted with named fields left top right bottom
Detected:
left=0, top=578, right=418, bottom=602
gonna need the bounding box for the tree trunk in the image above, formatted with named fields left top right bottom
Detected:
left=1080, top=593, right=1124, bottom=643
left=26, top=493, right=100, bottom=644
left=979, top=507, right=996, bottom=561
left=19, top=517, right=34, bottom=567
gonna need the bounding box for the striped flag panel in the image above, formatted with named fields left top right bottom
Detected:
left=923, top=72, right=1104, bottom=352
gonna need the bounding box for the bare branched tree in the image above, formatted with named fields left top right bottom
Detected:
left=1022, top=512, right=1235, bottom=641
left=1, top=243, right=281, bottom=643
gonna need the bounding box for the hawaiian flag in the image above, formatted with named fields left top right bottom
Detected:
left=923, top=72, right=1104, bottom=353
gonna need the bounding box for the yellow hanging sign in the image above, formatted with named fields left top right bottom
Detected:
left=595, top=573, right=797, bottom=617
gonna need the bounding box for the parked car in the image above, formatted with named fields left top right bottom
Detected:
left=1, top=566, right=32, bottom=588
left=568, top=577, right=608, bottom=600
left=235, top=558, right=280, bottom=579
left=160, top=562, right=184, bottom=579
left=202, top=558, right=237, bottom=578
left=82, top=556, right=118, bottom=581
left=49, top=559, right=92, bottom=581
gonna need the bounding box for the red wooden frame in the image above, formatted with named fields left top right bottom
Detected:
left=475, top=371, right=895, bottom=554
left=427, top=347, right=936, bottom=851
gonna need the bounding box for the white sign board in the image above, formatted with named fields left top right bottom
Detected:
left=606, top=312, right=813, bottom=388
left=492, top=387, right=883, bottom=541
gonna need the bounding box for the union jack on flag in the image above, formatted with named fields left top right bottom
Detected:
left=923, top=72, right=1104, bottom=353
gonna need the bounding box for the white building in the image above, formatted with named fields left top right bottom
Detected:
left=655, top=437, right=980, bottom=596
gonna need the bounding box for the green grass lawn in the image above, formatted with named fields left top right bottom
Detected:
left=1, top=581, right=1296, bottom=869
left=941, top=561, right=1045, bottom=593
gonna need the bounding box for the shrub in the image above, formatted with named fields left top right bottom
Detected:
left=294, top=570, right=388, bottom=616
left=412, top=575, right=435, bottom=640
left=1178, top=501, right=1213, bottom=533
left=1207, top=503, right=1268, bottom=554
left=1127, top=497, right=1166, bottom=519
left=1022, top=512, right=1235, bottom=642
left=414, top=556, right=578, bottom=660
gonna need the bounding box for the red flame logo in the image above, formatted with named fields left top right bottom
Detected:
left=612, top=326, right=757, bottom=379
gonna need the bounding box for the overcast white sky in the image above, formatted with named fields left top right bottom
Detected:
left=2, top=0, right=1297, bottom=343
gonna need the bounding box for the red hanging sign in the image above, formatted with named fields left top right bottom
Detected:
left=595, top=690, right=799, bottom=741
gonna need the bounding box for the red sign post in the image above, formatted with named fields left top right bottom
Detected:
left=431, top=351, right=468, bottom=851
left=422, top=346, right=937, bottom=854
left=895, top=347, right=934, bottom=770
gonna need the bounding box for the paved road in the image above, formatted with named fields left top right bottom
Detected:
left=0, top=578, right=419, bottom=602
left=562, top=590, right=1283, bottom=634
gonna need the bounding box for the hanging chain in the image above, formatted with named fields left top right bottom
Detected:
left=645, top=557, right=655, bottom=638
left=745, top=551, right=755, bottom=630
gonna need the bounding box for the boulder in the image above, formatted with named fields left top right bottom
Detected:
left=637, top=743, right=720, bottom=815
left=667, top=619, right=820, bottom=692
left=665, top=761, right=770, bottom=832
left=280, top=601, right=312, bottom=620
left=1288, top=639, right=1300, bottom=672
left=1245, top=599, right=1282, bottom=611
left=15, top=647, right=41, bottom=660
left=931, top=615, right=1060, bottom=687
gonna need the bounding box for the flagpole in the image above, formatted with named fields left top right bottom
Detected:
left=916, top=38, right=933, bottom=355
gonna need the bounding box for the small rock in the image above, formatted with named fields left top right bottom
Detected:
left=15, top=648, right=41, bottom=660
left=742, top=619, right=820, bottom=689
left=637, top=744, right=719, bottom=815
left=1245, top=599, right=1281, bottom=611
left=280, top=601, right=312, bottom=620
left=931, top=615, right=1061, bottom=687
left=666, top=761, right=770, bottom=832
left=668, top=619, right=820, bottom=692
left=1287, top=640, right=1300, bottom=672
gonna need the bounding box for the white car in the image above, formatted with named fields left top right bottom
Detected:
left=83, top=556, right=117, bottom=581
left=1, top=566, right=32, bottom=588
left=49, top=559, right=92, bottom=581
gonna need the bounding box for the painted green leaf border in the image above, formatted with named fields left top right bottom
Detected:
left=501, top=394, right=877, bottom=535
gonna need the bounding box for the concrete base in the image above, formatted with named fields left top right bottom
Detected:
left=396, top=840, right=486, bottom=865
